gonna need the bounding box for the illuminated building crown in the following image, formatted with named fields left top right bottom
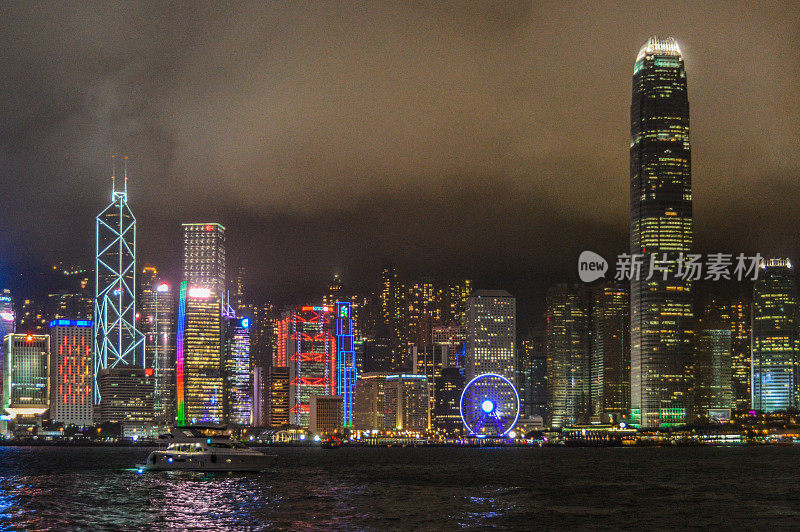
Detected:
left=637, top=36, right=682, bottom=61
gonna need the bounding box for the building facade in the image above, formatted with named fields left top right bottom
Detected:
left=309, top=395, right=343, bottom=435
left=2, top=334, right=50, bottom=420
left=545, top=285, right=590, bottom=428
left=518, top=330, right=546, bottom=420
left=94, top=171, right=145, bottom=403
left=591, top=284, right=630, bottom=423
left=139, top=275, right=177, bottom=426
left=465, top=290, right=516, bottom=384
left=385, top=374, right=429, bottom=431
left=433, top=367, right=464, bottom=434
left=353, top=372, right=389, bottom=431
left=630, top=36, right=694, bottom=428
left=177, top=282, right=223, bottom=424
left=287, top=306, right=335, bottom=427
left=96, top=366, right=155, bottom=431
left=751, top=259, right=799, bottom=412
left=177, top=223, right=226, bottom=425
left=695, top=328, right=733, bottom=415
left=266, top=366, right=290, bottom=427
left=335, top=301, right=357, bottom=427
left=224, top=317, right=251, bottom=425
left=48, top=320, right=93, bottom=426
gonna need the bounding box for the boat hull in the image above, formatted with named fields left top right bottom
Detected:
left=138, top=451, right=275, bottom=472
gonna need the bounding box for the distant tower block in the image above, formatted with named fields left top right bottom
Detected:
left=94, top=156, right=145, bottom=403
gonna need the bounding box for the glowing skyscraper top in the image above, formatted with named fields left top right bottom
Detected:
left=94, top=157, right=145, bottom=402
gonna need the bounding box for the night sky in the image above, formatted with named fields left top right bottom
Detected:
left=1, top=2, right=799, bottom=327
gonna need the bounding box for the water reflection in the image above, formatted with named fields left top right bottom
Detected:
left=3, top=446, right=800, bottom=529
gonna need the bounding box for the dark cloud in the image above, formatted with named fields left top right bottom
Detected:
left=1, top=1, right=799, bottom=325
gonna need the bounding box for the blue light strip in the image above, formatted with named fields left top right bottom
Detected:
left=48, top=319, right=94, bottom=328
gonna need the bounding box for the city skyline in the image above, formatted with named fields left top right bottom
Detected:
left=2, top=6, right=800, bottom=529
left=1, top=3, right=799, bottom=326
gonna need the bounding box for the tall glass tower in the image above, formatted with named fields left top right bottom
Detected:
left=751, top=259, right=799, bottom=412
left=630, top=37, right=693, bottom=428
left=177, top=223, right=226, bottom=424
left=94, top=159, right=145, bottom=403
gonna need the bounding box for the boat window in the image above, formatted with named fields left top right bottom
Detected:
left=208, top=442, right=233, bottom=449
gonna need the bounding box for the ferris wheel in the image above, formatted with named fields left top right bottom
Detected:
left=460, top=373, right=520, bottom=437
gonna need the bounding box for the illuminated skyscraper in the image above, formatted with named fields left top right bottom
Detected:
left=406, top=280, right=441, bottom=349
left=695, top=328, right=733, bottom=415
left=181, top=223, right=226, bottom=295
left=335, top=301, right=357, bottom=427
left=729, top=297, right=752, bottom=410
left=265, top=365, right=290, bottom=427
left=751, top=259, right=799, bottom=412
left=445, top=280, right=473, bottom=326
left=694, top=292, right=746, bottom=416
left=287, top=306, right=335, bottom=427
left=380, top=265, right=409, bottom=371
left=518, top=330, right=546, bottom=419
left=48, top=320, right=93, bottom=426
left=177, top=283, right=223, bottom=424
left=224, top=316, right=251, bottom=426
left=545, top=285, right=590, bottom=428
left=465, top=290, right=516, bottom=384
left=140, top=273, right=176, bottom=426
left=630, top=37, right=694, bottom=428
left=590, top=283, right=630, bottom=423
left=2, top=334, right=50, bottom=423
left=94, top=160, right=145, bottom=403
left=96, top=366, right=155, bottom=434
left=353, top=372, right=388, bottom=430
left=385, top=374, right=429, bottom=431
left=177, top=223, right=226, bottom=425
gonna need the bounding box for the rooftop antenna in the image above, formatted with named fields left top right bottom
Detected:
left=111, top=154, right=116, bottom=200
left=124, top=155, right=128, bottom=196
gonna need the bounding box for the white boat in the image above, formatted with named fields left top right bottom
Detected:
left=137, top=425, right=275, bottom=473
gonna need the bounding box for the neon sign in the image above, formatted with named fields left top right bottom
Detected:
left=176, top=281, right=187, bottom=424
left=188, top=287, right=212, bottom=298
left=48, top=319, right=93, bottom=328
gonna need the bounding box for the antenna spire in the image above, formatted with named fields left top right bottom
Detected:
left=124, top=156, right=128, bottom=195
left=111, top=155, right=116, bottom=200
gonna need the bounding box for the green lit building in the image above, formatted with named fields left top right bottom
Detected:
left=751, top=259, right=799, bottom=412
left=630, top=36, right=694, bottom=428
